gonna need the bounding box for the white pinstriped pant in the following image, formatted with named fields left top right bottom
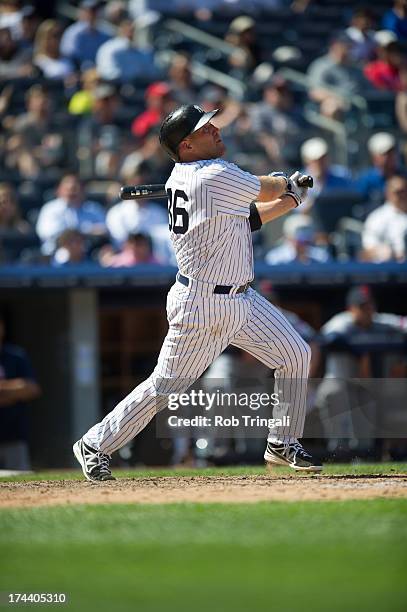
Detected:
left=84, top=282, right=311, bottom=454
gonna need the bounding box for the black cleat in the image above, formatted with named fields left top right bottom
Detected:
left=73, top=439, right=115, bottom=482
left=264, top=440, right=322, bottom=472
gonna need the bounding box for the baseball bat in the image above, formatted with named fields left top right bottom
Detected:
left=119, top=175, right=313, bottom=200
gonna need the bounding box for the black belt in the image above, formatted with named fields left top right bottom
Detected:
left=177, top=273, right=250, bottom=295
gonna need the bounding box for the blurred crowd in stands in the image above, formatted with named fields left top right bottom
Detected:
left=0, top=0, right=407, bottom=267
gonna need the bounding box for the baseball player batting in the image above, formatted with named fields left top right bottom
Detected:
left=73, top=104, right=322, bottom=481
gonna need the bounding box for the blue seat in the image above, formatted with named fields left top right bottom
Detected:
left=311, top=190, right=367, bottom=234
left=0, top=231, right=41, bottom=263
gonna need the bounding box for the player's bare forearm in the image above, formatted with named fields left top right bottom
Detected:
left=256, top=194, right=297, bottom=225
left=257, top=175, right=287, bottom=202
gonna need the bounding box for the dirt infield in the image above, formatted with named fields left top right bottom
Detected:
left=1, top=472, right=407, bottom=507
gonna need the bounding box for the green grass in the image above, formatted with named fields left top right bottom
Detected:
left=1, top=499, right=406, bottom=612
left=1, top=464, right=406, bottom=611
left=1, top=461, right=407, bottom=482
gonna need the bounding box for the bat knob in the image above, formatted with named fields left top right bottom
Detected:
left=298, top=175, right=313, bottom=188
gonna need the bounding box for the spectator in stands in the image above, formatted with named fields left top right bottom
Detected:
left=220, top=105, right=271, bottom=174
left=250, top=75, right=310, bottom=167
left=396, top=69, right=407, bottom=141
left=199, top=85, right=241, bottom=129
left=77, top=83, right=131, bottom=178
left=382, top=0, right=407, bottom=41
left=0, top=183, right=31, bottom=237
left=106, top=160, right=167, bottom=246
left=0, top=182, right=37, bottom=263
left=52, top=229, right=89, bottom=266
left=265, top=214, right=331, bottom=264
left=36, top=173, right=107, bottom=255
left=131, top=82, right=175, bottom=140
left=225, top=15, right=262, bottom=78
left=68, top=67, right=100, bottom=115
left=375, top=28, right=398, bottom=47
left=315, top=285, right=406, bottom=451
left=82, top=84, right=120, bottom=127
left=19, top=5, right=40, bottom=52
left=6, top=85, right=67, bottom=181
left=345, top=6, right=377, bottom=64
left=364, top=39, right=407, bottom=91
left=0, top=312, right=41, bottom=471
left=99, top=232, right=158, bottom=267
left=60, top=0, right=111, bottom=69
left=96, top=17, right=159, bottom=83
left=7, top=84, right=50, bottom=138
left=103, top=1, right=128, bottom=33
left=111, top=154, right=174, bottom=262
left=127, top=111, right=175, bottom=183
left=362, top=173, right=407, bottom=262
left=33, top=19, right=76, bottom=81
left=299, top=137, right=353, bottom=212
left=0, top=83, right=13, bottom=126
left=167, top=53, right=198, bottom=106
left=0, top=0, right=22, bottom=38
left=0, top=26, right=35, bottom=78
left=307, top=33, right=368, bottom=119
left=319, top=296, right=407, bottom=334
left=355, top=132, right=400, bottom=206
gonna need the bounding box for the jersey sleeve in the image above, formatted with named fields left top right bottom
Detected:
left=201, top=161, right=261, bottom=217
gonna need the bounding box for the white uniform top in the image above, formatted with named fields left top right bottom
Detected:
left=165, top=158, right=261, bottom=285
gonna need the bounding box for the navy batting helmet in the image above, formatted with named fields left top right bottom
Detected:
left=159, top=105, right=219, bottom=162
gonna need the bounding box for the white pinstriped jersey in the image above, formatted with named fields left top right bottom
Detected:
left=165, top=159, right=261, bottom=285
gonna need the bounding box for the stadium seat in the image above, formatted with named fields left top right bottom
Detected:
left=364, top=92, right=397, bottom=130
left=331, top=217, right=364, bottom=261
left=0, top=231, right=41, bottom=263
left=311, top=190, right=367, bottom=235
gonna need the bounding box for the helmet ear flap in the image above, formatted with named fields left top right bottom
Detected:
left=159, top=135, right=179, bottom=162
